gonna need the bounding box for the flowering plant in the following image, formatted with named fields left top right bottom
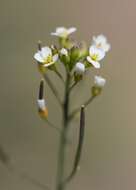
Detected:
left=34, top=27, right=110, bottom=190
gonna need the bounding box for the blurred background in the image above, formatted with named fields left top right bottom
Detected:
left=0, top=0, right=136, bottom=189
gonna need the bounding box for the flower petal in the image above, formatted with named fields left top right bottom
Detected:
left=93, top=35, right=107, bottom=44
left=75, top=62, right=85, bottom=74
left=103, top=43, right=111, bottom=52
left=89, top=46, right=105, bottom=61
left=94, top=75, right=106, bottom=87
left=34, top=52, right=44, bottom=63
left=43, top=62, right=55, bottom=67
left=53, top=54, right=59, bottom=62
left=97, top=48, right=105, bottom=61
left=41, top=47, right=52, bottom=57
left=67, top=27, right=77, bottom=34
left=60, top=48, right=68, bottom=56
left=51, top=32, right=59, bottom=36
left=92, top=34, right=111, bottom=52
left=87, top=56, right=100, bottom=69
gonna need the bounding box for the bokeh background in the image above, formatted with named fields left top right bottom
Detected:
left=0, top=0, right=136, bottom=189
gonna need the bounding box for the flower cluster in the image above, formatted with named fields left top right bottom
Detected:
left=34, top=27, right=110, bottom=118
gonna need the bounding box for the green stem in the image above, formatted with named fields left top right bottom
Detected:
left=56, top=73, right=70, bottom=190
left=64, top=106, right=85, bottom=184
left=44, top=75, right=62, bottom=107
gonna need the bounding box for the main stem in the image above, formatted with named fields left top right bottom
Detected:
left=56, top=72, right=70, bottom=190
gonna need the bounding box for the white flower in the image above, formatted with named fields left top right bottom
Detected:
left=74, top=62, right=85, bottom=75
left=92, top=34, right=111, bottom=52
left=60, top=48, right=68, bottom=56
left=87, top=46, right=105, bottom=69
left=94, top=75, right=106, bottom=87
left=51, top=27, right=77, bottom=38
left=34, top=46, right=58, bottom=67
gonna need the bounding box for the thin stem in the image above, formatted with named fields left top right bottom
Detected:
left=7, top=165, right=51, bottom=190
left=54, top=69, right=65, bottom=84
left=44, top=75, right=62, bottom=107
left=63, top=105, right=85, bottom=184
left=56, top=72, right=70, bottom=190
left=0, top=145, right=51, bottom=190
left=69, top=96, right=95, bottom=122
left=69, top=81, right=77, bottom=92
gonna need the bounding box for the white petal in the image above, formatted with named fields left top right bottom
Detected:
left=89, top=45, right=97, bottom=55
left=87, top=56, right=100, bottom=69
left=92, top=34, right=111, bottom=52
left=37, top=99, right=46, bottom=110
left=51, top=32, right=59, bottom=36
left=74, top=62, right=85, bottom=74
left=41, top=47, right=52, bottom=57
left=103, top=43, right=111, bottom=52
left=97, top=48, right=105, bottom=61
left=53, top=54, right=59, bottom=62
left=51, top=27, right=67, bottom=37
left=43, top=62, right=55, bottom=67
left=67, top=27, right=77, bottom=34
left=34, top=52, right=44, bottom=63
left=93, top=35, right=107, bottom=44
left=51, top=27, right=76, bottom=37
left=89, top=46, right=105, bottom=61
left=60, top=48, right=68, bottom=56
left=94, top=75, right=106, bottom=87
left=56, top=27, right=66, bottom=34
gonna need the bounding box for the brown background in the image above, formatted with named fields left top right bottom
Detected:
left=0, top=0, right=136, bottom=190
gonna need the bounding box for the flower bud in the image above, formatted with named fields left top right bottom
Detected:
left=91, top=76, right=106, bottom=96
left=70, top=46, right=80, bottom=63
left=74, top=62, right=85, bottom=75
left=78, top=42, right=88, bottom=59
left=59, top=48, right=70, bottom=65
left=94, top=76, right=106, bottom=87
left=60, top=48, right=68, bottom=56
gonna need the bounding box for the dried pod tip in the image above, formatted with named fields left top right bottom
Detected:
left=39, top=79, right=44, bottom=100
left=38, top=40, right=42, bottom=51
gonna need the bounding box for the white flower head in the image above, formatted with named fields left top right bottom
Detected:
left=74, top=62, right=85, bottom=75
left=92, top=34, right=111, bottom=52
left=94, top=75, right=106, bottom=87
left=51, top=27, right=77, bottom=38
left=87, top=46, right=105, bottom=69
left=34, top=46, right=58, bottom=67
left=60, top=48, right=68, bottom=56
left=37, top=99, right=47, bottom=111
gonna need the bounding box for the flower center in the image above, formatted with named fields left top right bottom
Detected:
left=91, top=54, right=99, bottom=61
left=61, top=31, right=68, bottom=38
left=44, top=55, right=53, bottom=64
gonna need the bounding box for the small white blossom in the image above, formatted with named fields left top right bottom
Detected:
left=51, top=27, right=77, bottom=38
left=92, top=34, right=111, bottom=52
left=60, top=48, right=68, bottom=56
left=94, top=75, right=106, bottom=87
left=74, top=62, right=85, bottom=75
left=34, top=46, right=58, bottom=67
left=87, top=46, right=105, bottom=69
